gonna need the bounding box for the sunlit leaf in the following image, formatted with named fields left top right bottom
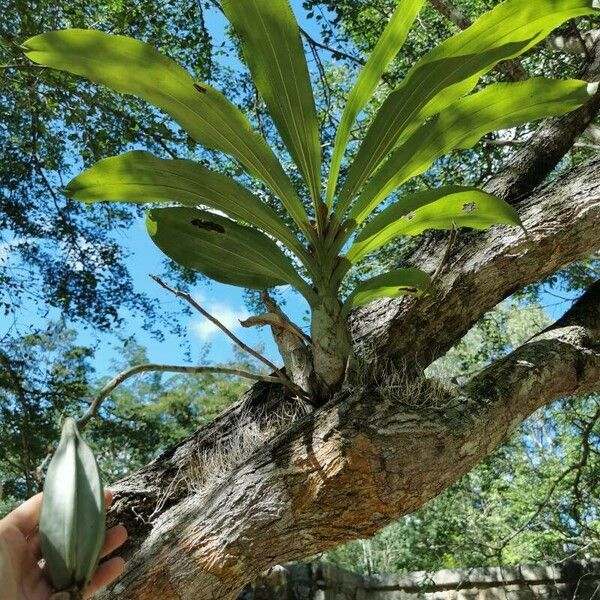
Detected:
left=65, top=151, right=310, bottom=265
left=348, top=78, right=596, bottom=228
left=325, top=0, right=425, bottom=207
left=23, top=29, right=313, bottom=239
left=346, top=186, right=523, bottom=265
left=342, top=268, right=431, bottom=315
left=147, top=207, right=316, bottom=303
left=336, top=0, right=600, bottom=214
left=222, top=0, right=322, bottom=206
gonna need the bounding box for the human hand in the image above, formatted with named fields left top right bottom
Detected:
left=0, top=490, right=127, bottom=600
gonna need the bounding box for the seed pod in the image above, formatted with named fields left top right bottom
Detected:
left=40, top=418, right=105, bottom=594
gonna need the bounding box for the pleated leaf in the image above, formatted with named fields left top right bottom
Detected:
left=39, top=418, right=105, bottom=592
left=325, top=0, right=425, bottom=206
left=336, top=0, right=600, bottom=214
left=147, top=207, right=316, bottom=302
left=23, top=29, right=312, bottom=239
left=65, top=151, right=309, bottom=264
left=349, top=78, right=596, bottom=228
left=343, top=268, right=431, bottom=315
left=346, top=186, right=522, bottom=265
left=222, top=0, right=322, bottom=205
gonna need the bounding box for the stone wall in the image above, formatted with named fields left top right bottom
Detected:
left=241, top=560, right=600, bottom=600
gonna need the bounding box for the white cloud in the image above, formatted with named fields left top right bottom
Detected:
left=191, top=302, right=250, bottom=341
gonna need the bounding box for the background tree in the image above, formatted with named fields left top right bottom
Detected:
left=0, top=327, right=252, bottom=516
left=0, top=0, right=219, bottom=329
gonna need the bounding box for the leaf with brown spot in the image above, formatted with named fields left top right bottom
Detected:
left=147, top=207, right=316, bottom=303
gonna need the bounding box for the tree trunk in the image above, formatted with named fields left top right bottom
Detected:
left=95, top=158, right=600, bottom=600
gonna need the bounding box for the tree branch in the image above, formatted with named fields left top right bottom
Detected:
left=77, top=364, right=287, bottom=430
left=240, top=313, right=312, bottom=346
left=583, top=122, right=600, bottom=143
left=0, top=63, right=47, bottom=70
left=98, top=280, right=600, bottom=600
left=482, top=136, right=600, bottom=152
left=299, top=26, right=365, bottom=68
left=351, top=156, right=600, bottom=368
left=34, top=363, right=287, bottom=479
left=546, top=27, right=600, bottom=56
left=252, top=292, right=317, bottom=397
left=429, top=0, right=600, bottom=202
left=150, top=276, right=307, bottom=399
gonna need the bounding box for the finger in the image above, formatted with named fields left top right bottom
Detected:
left=1, top=493, right=42, bottom=536
left=27, top=531, right=42, bottom=560
left=84, top=557, right=126, bottom=598
left=100, top=524, right=128, bottom=558
left=21, top=555, right=53, bottom=600
left=104, top=489, right=114, bottom=508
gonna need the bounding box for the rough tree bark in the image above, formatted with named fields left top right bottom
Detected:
left=94, top=152, right=600, bottom=599
left=89, top=18, right=600, bottom=596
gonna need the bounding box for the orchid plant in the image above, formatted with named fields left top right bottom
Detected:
left=23, top=0, right=599, bottom=402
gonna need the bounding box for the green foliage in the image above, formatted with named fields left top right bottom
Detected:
left=22, top=0, right=598, bottom=395
left=326, top=0, right=426, bottom=206
left=347, top=78, right=595, bottom=228
left=0, top=325, right=250, bottom=507
left=66, top=151, right=309, bottom=262
left=345, top=186, right=522, bottom=266
left=222, top=0, right=323, bottom=210
left=341, top=268, right=431, bottom=314
left=0, top=325, right=93, bottom=499
left=0, top=0, right=215, bottom=330
left=335, top=0, right=598, bottom=213
left=22, top=27, right=313, bottom=241
left=146, top=206, right=316, bottom=299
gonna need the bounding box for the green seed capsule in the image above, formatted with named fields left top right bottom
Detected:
left=40, top=418, right=105, bottom=594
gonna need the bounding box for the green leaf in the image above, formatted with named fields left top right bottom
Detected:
left=39, top=418, right=105, bottom=592
left=342, top=268, right=431, bottom=315
left=222, top=0, right=322, bottom=206
left=147, top=207, right=316, bottom=303
left=325, top=0, right=425, bottom=207
left=336, top=0, right=600, bottom=214
left=65, top=151, right=310, bottom=266
left=346, top=186, right=522, bottom=265
left=22, top=29, right=313, bottom=239
left=349, top=78, right=596, bottom=228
